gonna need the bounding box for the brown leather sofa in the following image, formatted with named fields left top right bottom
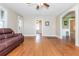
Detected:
left=0, top=28, right=24, bottom=56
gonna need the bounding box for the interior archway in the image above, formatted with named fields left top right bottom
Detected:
left=61, top=11, right=75, bottom=44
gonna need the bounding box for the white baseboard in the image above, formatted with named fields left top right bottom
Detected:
left=24, top=34, right=61, bottom=39
left=42, top=35, right=57, bottom=37
left=24, top=35, right=35, bottom=37
left=56, top=35, right=62, bottom=39
left=24, top=34, right=57, bottom=37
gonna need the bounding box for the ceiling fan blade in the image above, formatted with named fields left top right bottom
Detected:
left=43, top=3, right=49, bottom=7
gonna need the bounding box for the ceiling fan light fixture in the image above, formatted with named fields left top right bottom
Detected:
left=26, top=3, right=49, bottom=10
left=38, top=3, right=43, bottom=6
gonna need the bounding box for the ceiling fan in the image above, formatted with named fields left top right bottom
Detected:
left=36, top=3, right=49, bottom=10
left=26, top=3, right=50, bottom=10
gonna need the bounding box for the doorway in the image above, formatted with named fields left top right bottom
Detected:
left=61, top=11, right=75, bottom=45
left=70, top=18, right=75, bottom=44
left=35, top=20, right=42, bottom=43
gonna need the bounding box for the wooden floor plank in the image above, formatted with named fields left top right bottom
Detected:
left=7, top=37, right=79, bottom=56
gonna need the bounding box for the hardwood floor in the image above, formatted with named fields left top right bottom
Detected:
left=7, top=37, right=79, bottom=56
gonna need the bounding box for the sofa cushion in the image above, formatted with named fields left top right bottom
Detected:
left=0, top=34, right=5, bottom=40
left=0, top=42, right=7, bottom=52
left=4, top=33, right=14, bottom=39
left=0, top=37, right=18, bottom=51
left=5, top=39, right=16, bottom=47
left=0, top=28, right=24, bottom=56
left=3, top=36, right=20, bottom=48
left=0, top=28, right=14, bottom=34
left=0, top=38, right=15, bottom=52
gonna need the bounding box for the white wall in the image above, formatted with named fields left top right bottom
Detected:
left=42, top=16, right=56, bottom=36
left=56, top=16, right=61, bottom=38
left=0, top=4, right=22, bottom=32
left=23, top=16, right=35, bottom=36
left=7, top=9, right=18, bottom=32
left=23, top=16, right=56, bottom=36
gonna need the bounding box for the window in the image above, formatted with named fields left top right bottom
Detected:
left=0, top=8, right=7, bottom=28
left=17, top=16, right=23, bottom=33
left=0, top=21, right=3, bottom=28
left=1, top=10, right=4, bottom=19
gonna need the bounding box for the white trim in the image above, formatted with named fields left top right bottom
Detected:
left=60, top=16, right=63, bottom=39
left=69, top=18, right=70, bottom=36
left=75, top=5, right=79, bottom=47
left=24, top=34, right=59, bottom=37
left=42, top=35, right=57, bottom=37
left=60, top=6, right=75, bottom=40
left=56, top=35, right=62, bottom=39
left=42, top=35, right=62, bottom=39
left=24, top=35, right=35, bottom=37
left=23, top=33, right=61, bottom=39
left=24, top=34, right=61, bottom=39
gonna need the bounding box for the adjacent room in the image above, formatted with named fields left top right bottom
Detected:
left=0, top=3, right=79, bottom=56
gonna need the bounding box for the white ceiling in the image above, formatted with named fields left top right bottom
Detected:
left=1, top=3, right=75, bottom=17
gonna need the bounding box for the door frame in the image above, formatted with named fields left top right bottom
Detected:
left=60, top=11, right=75, bottom=39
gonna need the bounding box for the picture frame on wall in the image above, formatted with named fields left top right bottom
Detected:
left=45, top=21, right=50, bottom=26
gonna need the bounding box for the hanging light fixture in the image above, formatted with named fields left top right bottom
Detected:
left=26, top=3, right=50, bottom=10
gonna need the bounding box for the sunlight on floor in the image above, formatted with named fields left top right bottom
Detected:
left=35, top=34, right=42, bottom=43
